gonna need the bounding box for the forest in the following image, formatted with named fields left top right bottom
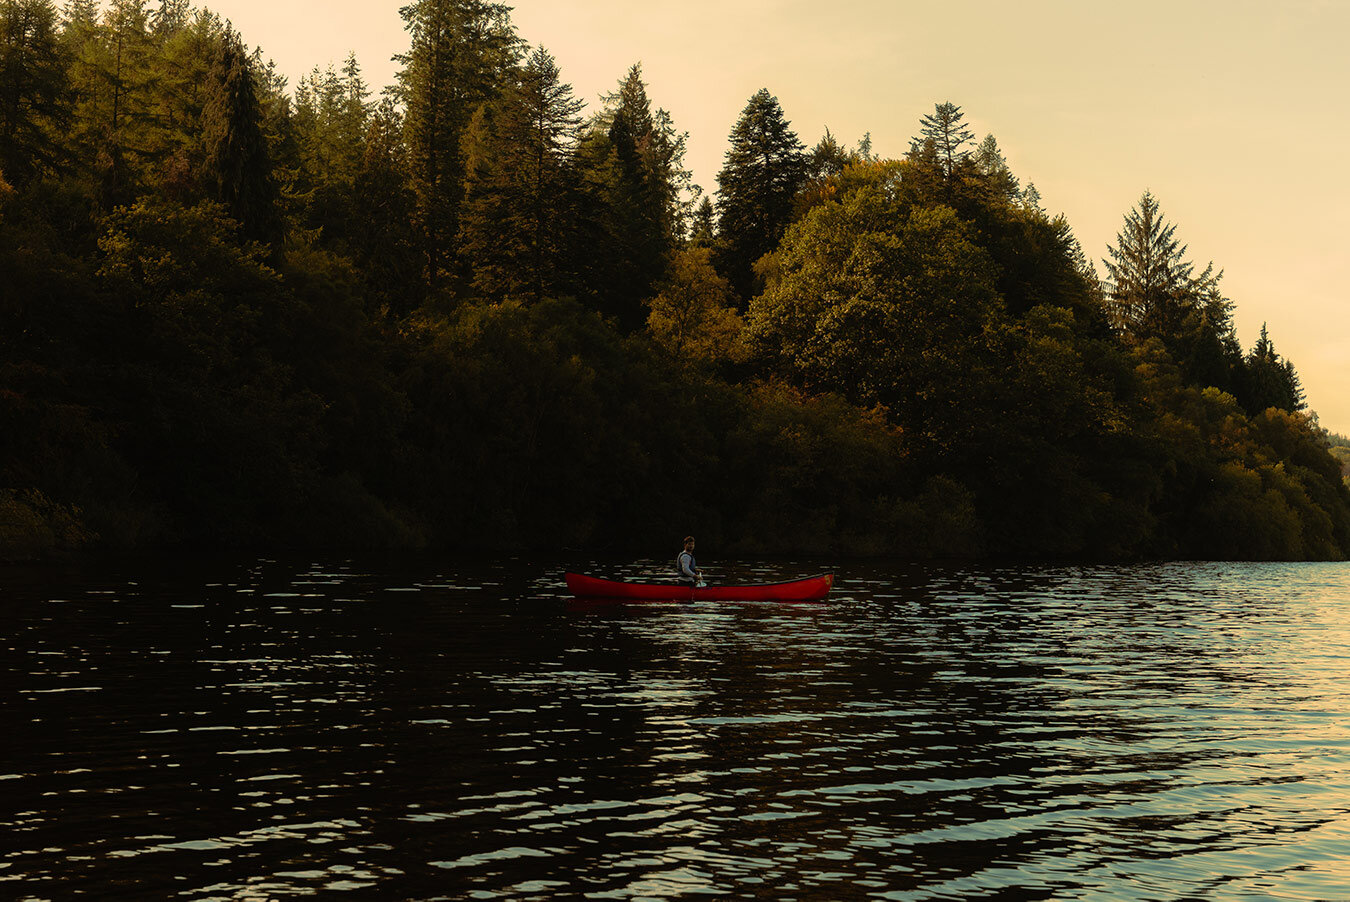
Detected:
left=2, top=0, right=1348, bottom=562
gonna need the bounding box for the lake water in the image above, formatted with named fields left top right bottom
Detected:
left=4, top=557, right=1350, bottom=900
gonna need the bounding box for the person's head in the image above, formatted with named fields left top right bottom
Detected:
left=683, top=536, right=695, bottom=550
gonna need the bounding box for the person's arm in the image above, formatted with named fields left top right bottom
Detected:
left=679, top=553, right=697, bottom=580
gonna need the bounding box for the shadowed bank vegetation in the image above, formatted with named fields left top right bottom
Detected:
left=2, top=0, right=1347, bottom=561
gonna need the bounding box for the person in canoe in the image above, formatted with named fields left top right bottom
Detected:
left=677, top=536, right=706, bottom=587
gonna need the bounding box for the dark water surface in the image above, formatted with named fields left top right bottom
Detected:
left=4, top=558, right=1350, bottom=900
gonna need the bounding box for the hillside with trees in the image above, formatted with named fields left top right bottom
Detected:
left=1329, top=435, right=1350, bottom=486
left=2, top=0, right=1347, bottom=561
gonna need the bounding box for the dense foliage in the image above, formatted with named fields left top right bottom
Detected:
left=2, top=0, right=1347, bottom=561
left=1329, top=434, right=1350, bottom=487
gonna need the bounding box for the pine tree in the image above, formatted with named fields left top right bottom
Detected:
left=251, top=49, right=296, bottom=179
left=149, top=0, right=189, bottom=36
left=57, top=0, right=99, bottom=102
left=899, top=102, right=979, bottom=210
left=688, top=196, right=715, bottom=247
left=1102, top=191, right=1215, bottom=338
left=1104, top=191, right=1244, bottom=390
left=57, top=0, right=97, bottom=67
left=856, top=131, right=875, bottom=162
left=613, top=68, right=698, bottom=244
left=336, top=53, right=369, bottom=165
left=1242, top=324, right=1306, bottom=413
left=607, top=63, right=653, bottom=171
left=104, top=2, right=155, bottom=145
left=201, top=28, right=278, bottom=242
left=910, top=101, right=974, bottom=179
left=807, top=128, right=850, bottom=181
left=292, top=66, right=326, bottom=166
left=57, top=0, right=163, bottom=204
left=295, top=54, right=368, bottom=187
left=352, top=96, right=419, bottom=313
left=459, top=45, right=584, bottom=302
left=794, top=128, right=864, bottom=216
left=578, top=62, right=698, bottom=325
left=0, top=0, right=70, bottom=184
left=59, top=0, right=96, bottom=28
left=1021, top=182, right=1042, bottom=212
left=395, top=0, right=518, bottom=291
left=975, top=133, right=1019, bottom=201
left=152, top=10, right=225, bottom=200
left=713, top=88, right=806, bottom=300
left=607, top=64, right=691, bottom=249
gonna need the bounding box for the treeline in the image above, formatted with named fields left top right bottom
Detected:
left=2, top=0, right=1348, bottom=561
left=1330, top=434, right=1350, bottom=484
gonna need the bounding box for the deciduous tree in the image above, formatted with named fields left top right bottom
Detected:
left=646, top=246, right=743, bottom=368
left=748, top=171, right=1004, bottom=456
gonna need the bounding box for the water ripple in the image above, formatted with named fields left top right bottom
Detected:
left=3, top=559, right=1350, bottom=898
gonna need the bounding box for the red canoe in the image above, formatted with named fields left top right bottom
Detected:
left=564, top=572, right=834, bottom=601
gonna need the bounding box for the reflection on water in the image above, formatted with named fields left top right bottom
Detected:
left=3, top=558, right=1350, bottom=899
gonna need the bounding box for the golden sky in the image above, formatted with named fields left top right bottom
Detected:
left=211, top=0, right=1350, bottom=433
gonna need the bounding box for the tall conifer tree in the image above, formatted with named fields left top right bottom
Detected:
left=911, top=101, right=974, bottom=178
left=688, top=196, right=715, bottom=247
left=56, top=0, right=162, bottom=203
left=577, top=63, right=698, bottom=326
left=713, top=88, right=806, bottom=300
left=608, top=66, right=696, bottom=246
left=0, top=0, right=69, bottom=184
left=152, top=10, right=225, bottom=199
left=1103, top=191, right=1217, bottom=338
left=59, top=0, right=96, bottom=29
left=395, top=0, right=517, bottom=291
left=1104, top=191, right=1242, bottom=390
left=605, top=64, right=666, bottom=310
left=201, top=28, right=277, bottom=242
left=1243, top=324, right=1305, bottom=414
left=295, top=54, right=368, bottom=186
left=459, top=45, right=583, bottom=302
left=352, top=96, right=419, bottom=312
left=104, top=0, right=156, bottom=168
left=150, top=0, right=188, bottom=36
left=58, top=0, right=99, bottom=177
left=336, top=53, right=369, bottom=162
left=974, top=133, right=1019, bottom=202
